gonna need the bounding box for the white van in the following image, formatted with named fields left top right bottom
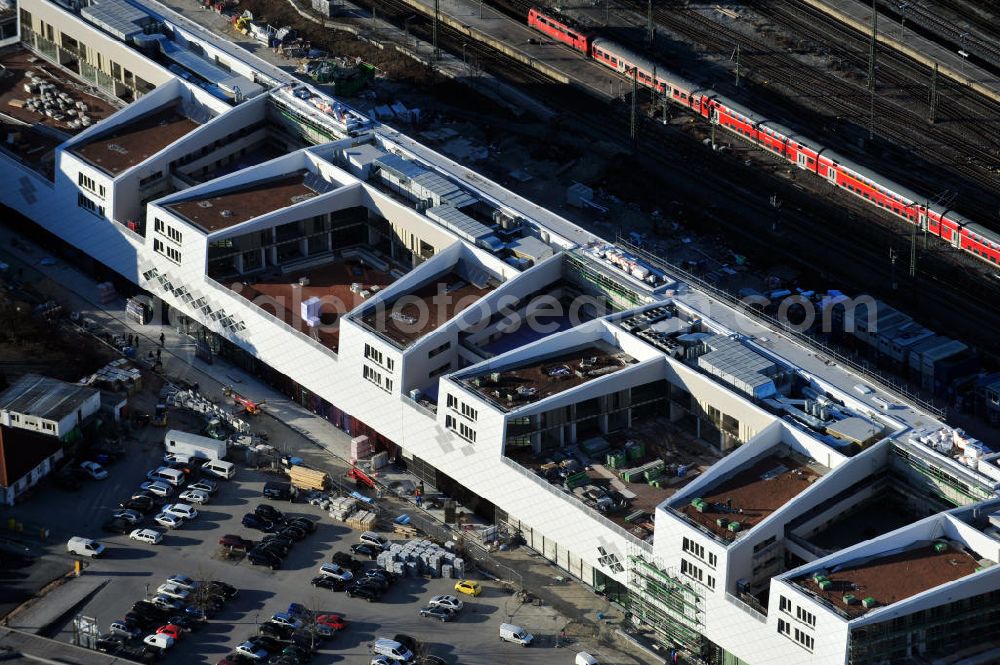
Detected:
left=576, top=653, right=600, bottom=665
left=202, top=460, right=236, bottom=480
left=499, top=623, right=533, bottom=646
left=67, top=537, right=105, bottom=558
left=147, top=466, right=185, bottom=487
left=369, top=638, right=414, bottom=662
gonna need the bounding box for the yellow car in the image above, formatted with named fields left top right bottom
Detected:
left=454, top=580, right=481, bottom=597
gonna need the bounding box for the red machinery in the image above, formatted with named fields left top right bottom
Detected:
left=347, top=466, right=377, bottom=488
left=233, top=393, right=263, bottom=415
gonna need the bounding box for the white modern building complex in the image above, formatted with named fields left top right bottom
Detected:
left=2, top=1, right=1000, bottom=663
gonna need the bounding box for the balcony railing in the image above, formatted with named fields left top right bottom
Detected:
left=402, top=392, right=436, bottom=418
left=725, top=592, right=767, bottom=623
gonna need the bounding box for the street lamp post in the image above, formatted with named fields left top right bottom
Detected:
left=404, top=15, right=416, bottom=50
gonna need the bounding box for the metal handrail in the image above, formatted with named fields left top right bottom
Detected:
left=401, top=392, right=436, bottom=417
left=725, top=592, right=767, bottom=623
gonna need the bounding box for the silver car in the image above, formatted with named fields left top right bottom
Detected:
left=428, top=594, right=464, bottom=611
left=154, top=512, right=184, bottom=529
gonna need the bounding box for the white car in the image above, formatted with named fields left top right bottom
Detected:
left=156, top=583, right=191, bottom=601
left=166, top=574, right=199, bottom=591
left=129, top=528, right=162, bottom=545
left=140, top=481, right=173, bottom=497
left=143, top=633, right=175, bottom=650
left=154, top=513, right=184, bottom=529
left=163, top=452, right=191, bottom=464
left=162, top=503, right=198, bottom=520
left=79, top=461, right=108, bottom=480
left=178, top=489, right=209, bottom=504
left=318, top=563, right=353, bottom=582
left=268, top=613, right=302, bottom=630
left=187, top=480, right=218, bottom=495
left=428, top=594, right=464, bottom=612
left=235, top=642, right=268, bottom=660
left=112, top=509, right=143, bottom=524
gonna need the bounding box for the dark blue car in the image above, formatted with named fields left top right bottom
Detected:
left=241, top=513, right=274, bottom=532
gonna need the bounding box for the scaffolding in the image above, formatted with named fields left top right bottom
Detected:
left=628, top=552, right=705, bottom=655
left=565, top=253, right=644, bottom=310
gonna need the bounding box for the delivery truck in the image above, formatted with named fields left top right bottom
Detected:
left=163, top=429, right=227, bottom=461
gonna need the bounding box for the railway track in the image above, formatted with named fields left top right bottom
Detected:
left=347, top=0, right=1000, bottom=360
left=602, top=1, right=1000, bottom=230
left=754, top=1, right=1000, bottom=189
left=878, top=0, right=1000, bottom=76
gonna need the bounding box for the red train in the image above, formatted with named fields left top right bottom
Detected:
left=527, top=7, right=1000, bottom=268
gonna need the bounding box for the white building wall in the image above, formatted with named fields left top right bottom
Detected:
left=1, top=448, right=64, bottom=506
left=0, top=390, right=100, bottom=438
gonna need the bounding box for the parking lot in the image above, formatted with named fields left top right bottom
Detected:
left=4, top=422, right=595, bottom=665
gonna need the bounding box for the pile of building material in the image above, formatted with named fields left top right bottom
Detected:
left=327, top=496, right=357, bottom=521
left=619, top=459, right=664, bottom=483
left=350, top=435, right=372, bottom=462
left=19, top=72, right=93, bottom=128
left=326, top=495, right=375, bottom=527
left=288, top=465, right=329, bottom=491
left=393, top=523, right=418, bottom=537
left=166, top=388, right=250, bottom=433
left=80, top=358, right=143, bottom=392
left=347, top=509, right=376, bottom=531
left=370, top=451, right=390, bottom=470
left=376, top=539, right=466, bottom=579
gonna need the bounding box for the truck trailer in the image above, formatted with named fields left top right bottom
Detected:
left=163, top=429, right=227, bottom=461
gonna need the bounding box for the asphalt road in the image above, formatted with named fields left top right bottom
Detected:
left=3, top=425, right=577, bottom=665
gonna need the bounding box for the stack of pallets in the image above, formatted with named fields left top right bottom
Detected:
left=347, top=510, right=376, bottom=531
left=288, top=465, right=329, bottom=491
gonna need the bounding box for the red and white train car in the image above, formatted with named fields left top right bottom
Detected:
left=527, top=7, right=591, bottom=54
left=528, top=8, right=1000, bottom=268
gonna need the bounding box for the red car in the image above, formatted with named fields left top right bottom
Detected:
left=315, top=614, right=346, bottom=631
left=156, top=624, right=184, bottom=641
